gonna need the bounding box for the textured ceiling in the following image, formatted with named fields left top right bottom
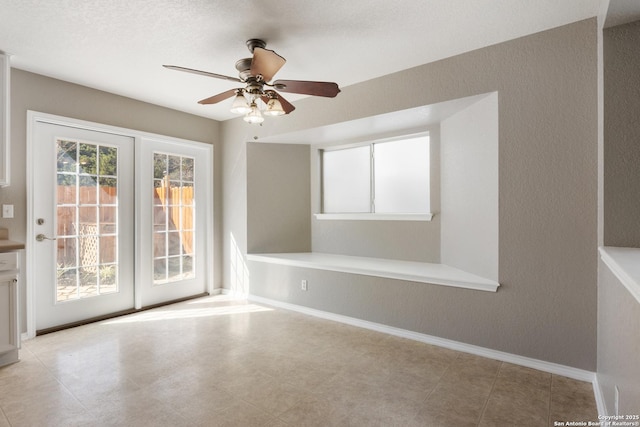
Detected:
left=0, top=0, right=613, bottom=121
left=605, top=0, right=640, bottom=27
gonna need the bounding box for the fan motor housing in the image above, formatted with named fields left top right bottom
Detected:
left=235, top=58, right=253, bottom=81
left=246, top=38, right=266, bottom=53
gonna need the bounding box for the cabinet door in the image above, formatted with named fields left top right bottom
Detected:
left=0, top=275, right=18, bottom=356
left=0, top=52, right=9, bottom=187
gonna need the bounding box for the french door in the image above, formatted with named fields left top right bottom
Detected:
left=29, top=114, right=212, bottom=333
left=136, top=138, right=210, bottom=307
left=32, top=122, right=135, bottom=331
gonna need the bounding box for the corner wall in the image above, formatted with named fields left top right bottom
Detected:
left=603, top=20, right=640, bottom=247
left=597, top=19, right=640, bottom=415
left=221, top=19, right=599, bottom=370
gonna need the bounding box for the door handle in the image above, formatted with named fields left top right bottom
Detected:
left=36, top=234, right=56, bottom=242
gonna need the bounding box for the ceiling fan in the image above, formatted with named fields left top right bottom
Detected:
left=163, top=39, right=341, bottom=124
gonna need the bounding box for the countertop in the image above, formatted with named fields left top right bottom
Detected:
left=0, top=228, right=25, bottom=252
left=0, top=240, right=25, bottom=252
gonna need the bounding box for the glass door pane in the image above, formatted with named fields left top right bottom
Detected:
left=56, top=140, right=119, bottom=302
left=152, top=153, right=195, bottom=285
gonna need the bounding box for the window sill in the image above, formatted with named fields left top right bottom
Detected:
left=246, top=252, right=499, bottom=292
left=314, top=213, right=434, bottom=221
left=599, top=246, right=640, bottom=305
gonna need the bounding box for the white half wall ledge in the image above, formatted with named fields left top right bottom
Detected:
left=599, top=246, right=640, bottom=305
left=314, top=213, right=434, bottom=221
left=246, top=252, right=500, bottom=292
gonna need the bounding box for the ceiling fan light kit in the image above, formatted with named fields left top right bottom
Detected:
left=164, top=39, right=340, bottom=124
left=264, top=97, right=285, bottom=117
left=230, top=90, right=252, bottom=114
left=244, top=101, right=265, bottom=124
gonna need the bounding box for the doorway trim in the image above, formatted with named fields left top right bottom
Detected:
left=26, top=111, right=214, bottom=338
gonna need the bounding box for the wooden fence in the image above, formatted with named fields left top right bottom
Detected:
left=154, top=185, right=194, bottom=254
left=56, top=185, right=194, bottom=265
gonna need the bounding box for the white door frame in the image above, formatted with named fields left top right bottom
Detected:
left=26, top=111, right=214, bottom=338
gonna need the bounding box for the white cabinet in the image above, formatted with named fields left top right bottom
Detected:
left=0, top=52, right=9, bottom=187
left=0, top=252, right=19, bottom=367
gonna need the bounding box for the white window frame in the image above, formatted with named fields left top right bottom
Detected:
left=316, top=133, right=433, bottom=221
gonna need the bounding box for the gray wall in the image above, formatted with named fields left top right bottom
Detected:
left=222, top=18, right=599, bottom=370
left=597, top=19, right=640, bottom=415
left=247, top=142, right=311, bottom=254
left=603, top=20, right=640, bottom=247
left=1, top=69, right=222, bottom=330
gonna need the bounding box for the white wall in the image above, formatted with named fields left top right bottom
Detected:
left=441, top=93, right=499, bottom=281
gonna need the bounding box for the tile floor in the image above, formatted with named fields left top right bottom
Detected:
left=0, top=295, right=599, bottom=426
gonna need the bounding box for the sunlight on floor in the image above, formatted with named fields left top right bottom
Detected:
left=186, top=294, right=241, bottom=304
left=101, top=303, right=273, bottom=324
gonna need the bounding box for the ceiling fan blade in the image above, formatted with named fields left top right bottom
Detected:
left=261, top=91, right=296, bottom=114
left=276, top=93, right=296, bottom=114
left=250, top=48, right=286, bottom=82
left=163, top=65, right=242, bottom=83
left=198, top=88, right=238, bottom=105
left=272, top=79, right=341, bottom=97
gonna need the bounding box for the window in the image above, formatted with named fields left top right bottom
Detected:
left=321, top=134, right=431, bottom=219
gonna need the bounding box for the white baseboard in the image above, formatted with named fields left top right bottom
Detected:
left=592, top=374, right=608, bottom=417
left=233, top=291, right=603, bottom=411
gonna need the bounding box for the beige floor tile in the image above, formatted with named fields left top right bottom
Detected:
left=446, top=353, right=502, bottom=381
left=277, top=395, right=352, bottom=427
left=383, top=344, right=458, bottom=376
left=490, top=376, right=550, bottom=405
left=222, top=371, right=312, bottom=417
left=264, top=418, right=293, bottom=427
left=2, top=296, right=599, bottom=426
left=314, top=371, right=385, bottom=408
left=0, top=357, right=60, bottom=405
left=426, top=382, right=492, bottom=419
left=479, top=387, right=550, bottom=426
left=415, top=392, right=486, bottom=427
left=138, top=370, right=242, bottom=420
left=407, top=354, right=500, bottom=426
left=346, top=389, right=426, bottom=426
left=497, top=362, right=553, bottom=391
left=185, top=398, right=276, bottom=427
left=476, top=362, right=552, bottom=426
left=168, top=391, right=253, bottom=425
left=276, top=360, right=339, bottom=390
left=1, top=380, right=96, bottom=427
left=377, top=370, right=442, bottom=404
left=91, top=400, right=191, bottom=427
left=549, top=375, right=599, bottom=423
